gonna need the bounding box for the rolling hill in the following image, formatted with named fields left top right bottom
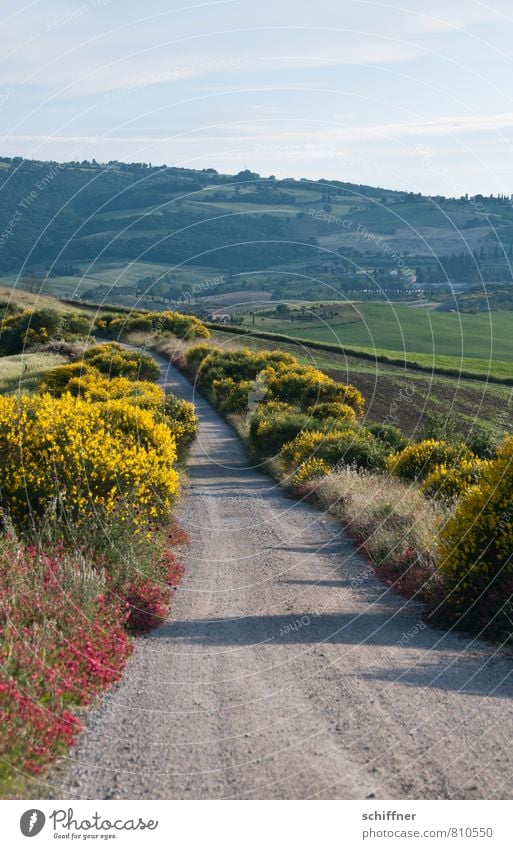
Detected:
left=2, top=156, right=513, bottom=309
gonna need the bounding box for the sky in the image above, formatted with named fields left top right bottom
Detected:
left=1, top=0, right=513, bottom=195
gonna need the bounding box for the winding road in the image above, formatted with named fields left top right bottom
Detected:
left=53, top=351, right=513, bottom=800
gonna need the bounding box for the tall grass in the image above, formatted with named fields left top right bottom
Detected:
left=313, top=468, right=449, bottom=599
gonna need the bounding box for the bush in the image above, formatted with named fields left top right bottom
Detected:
left=212, top=377, right=252, bottom=413
left=0, top=393, right=179, bottom=528
left=388, top=439, right=474, bottom=482
left=185, top=343, right=218, bottom=372
left=191, top=348, right=296, bottom=396
left=421, top=458, right=490, bottom=502
left=39, top=362, right=164, bottom=408
left=368, top=423, right=408, bottom=452
left=39, top=361, right=97, bottom=395
left=437, top=435, right=513, bottom=636
left=249, top=407, right=318, bottom=457
left=0, top=308, right=62, bottom=355
left=292, top=458, right=332, bottom=487
left=465, top=425, right=501, bottom=459
left=61, top=312, right=92, bottom=337
left=280, top=427, right=389, bottom=473
left=83, top=342, right=160, bottom=382
left=265, top=364, right=365, bottom=415
left=96, top=310, right=209, bottom=341
left=421, top=411, right=459, bottom=442
left=307, top=401, right=357, bottom=424
left=160, top=394, right=198, bottom=456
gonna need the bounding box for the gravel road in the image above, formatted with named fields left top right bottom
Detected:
left=53, top=352, right=513, bottom=800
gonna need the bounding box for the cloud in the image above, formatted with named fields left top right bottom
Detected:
left=9, top=109, right=513, bottom=149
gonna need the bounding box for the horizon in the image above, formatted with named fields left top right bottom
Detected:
left=2, top=152, right=511, bottom=202
left=2, top=0, right=513, bottom=197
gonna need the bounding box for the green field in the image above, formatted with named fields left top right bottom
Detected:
left=0, top=352, right=68, bottom=395
left=211, top=328, right=513, bottom=439
left=240, top=302, right=513, bottom=380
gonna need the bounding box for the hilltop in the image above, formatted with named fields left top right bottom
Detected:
left=1, top=156, right=513, bottom=308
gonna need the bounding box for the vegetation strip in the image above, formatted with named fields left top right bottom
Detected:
left=0, top=304, right=209, bottom=796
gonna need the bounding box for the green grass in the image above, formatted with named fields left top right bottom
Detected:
left=240, top=302, right=513, bottom=380
left=210, top=328, right=513, bottom=440
left=0, top=352, right=68, bottom=395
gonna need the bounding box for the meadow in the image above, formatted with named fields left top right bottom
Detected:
left=238, top=301, right=513, bottom=381
left=0, top=352, right=68, bottom=394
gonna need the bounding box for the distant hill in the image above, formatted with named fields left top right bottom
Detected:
left=1, top=156, right=513, bottom=303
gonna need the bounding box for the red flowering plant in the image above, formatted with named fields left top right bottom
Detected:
left=0, top=511, right=187, bottom=796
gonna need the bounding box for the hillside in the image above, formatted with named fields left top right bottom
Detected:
left=2, top=157, right=513, bottom=308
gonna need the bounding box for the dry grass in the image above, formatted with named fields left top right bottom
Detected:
left=314, top=468, right=449, bottom=593
left=0, top=352, right=68, bottom=395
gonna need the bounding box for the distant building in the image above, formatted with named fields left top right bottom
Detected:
left=210, top=312, right=231, bottom=322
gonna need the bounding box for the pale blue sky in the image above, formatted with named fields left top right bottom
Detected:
left=1, top=0, right=513, bottom=195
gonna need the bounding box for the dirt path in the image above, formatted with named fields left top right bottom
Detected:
left=54, top=352, right=513, bottom=800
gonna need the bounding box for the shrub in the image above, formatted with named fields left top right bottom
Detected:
left=465, top=425, right=501, bottom=459
left=265, top=364, right=365, bottom=416
left=83, top=343, right=160, bottom=382
left=40, top=362, right=164, bottom=408
left=193, top=347, right=296, bottom=393
left=388, top=439, right=474, bottom=482
left=368, top=423, right=408, bottom=452
left=280, top=427, right=389, bottom=473
left=185, top=343, right=218, bottom=372
left=212, top=377, right=252, bottom=413
left=160, top=395, right=198, bottom=456
left=249, top=408, right=318, bottom=457
left=67, top=374, right=164, bottom=408
left=95, top=310, right=209, bottom=341
left=39, top=361, right=97, bottom=395
left=421, top=458, right=490, bottom=501
left=0, top=308, right=63, bottom=355
left=292, top=458, right=332, bottom=486
left=307, top=401, right=357, bottom=424
left=437, top=435, right=513, bottom=635
left=0, top=393, right=179, bottom=528
left=421, top=411, right=459, bottom=442
left=61, top=312, right=92, bottom=337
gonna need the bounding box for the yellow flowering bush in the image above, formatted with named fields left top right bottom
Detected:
left=307, top=401, right=357, bottom=424
left=67, top=373, right=164, bottom=409
left=292, top=458, right=332, bottom=487
left=387, top=439, right=474, bottom=482
left=279, top=430, right=327, bottom=469
left=265, top=364, right=365, bottom=416
left=280, top=427, right=389, bottom=473
left=96, top=310, right=210, bottom=341
left=212, top=378, right=253, bottom=413
left=39, top=361, right=97, bottom=395
left=195, top=348, right=296, bottom=393
left=160, top=395, right=198, bottom=457
left=437, top=435, right=513, bottom=634
left=82, top=343, right=160, bottom=382
left=0, top=393, right=179, bottom=527
left=422, top=458, right=491, bottom=501
left=249, top=405, right=318, bottom=457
